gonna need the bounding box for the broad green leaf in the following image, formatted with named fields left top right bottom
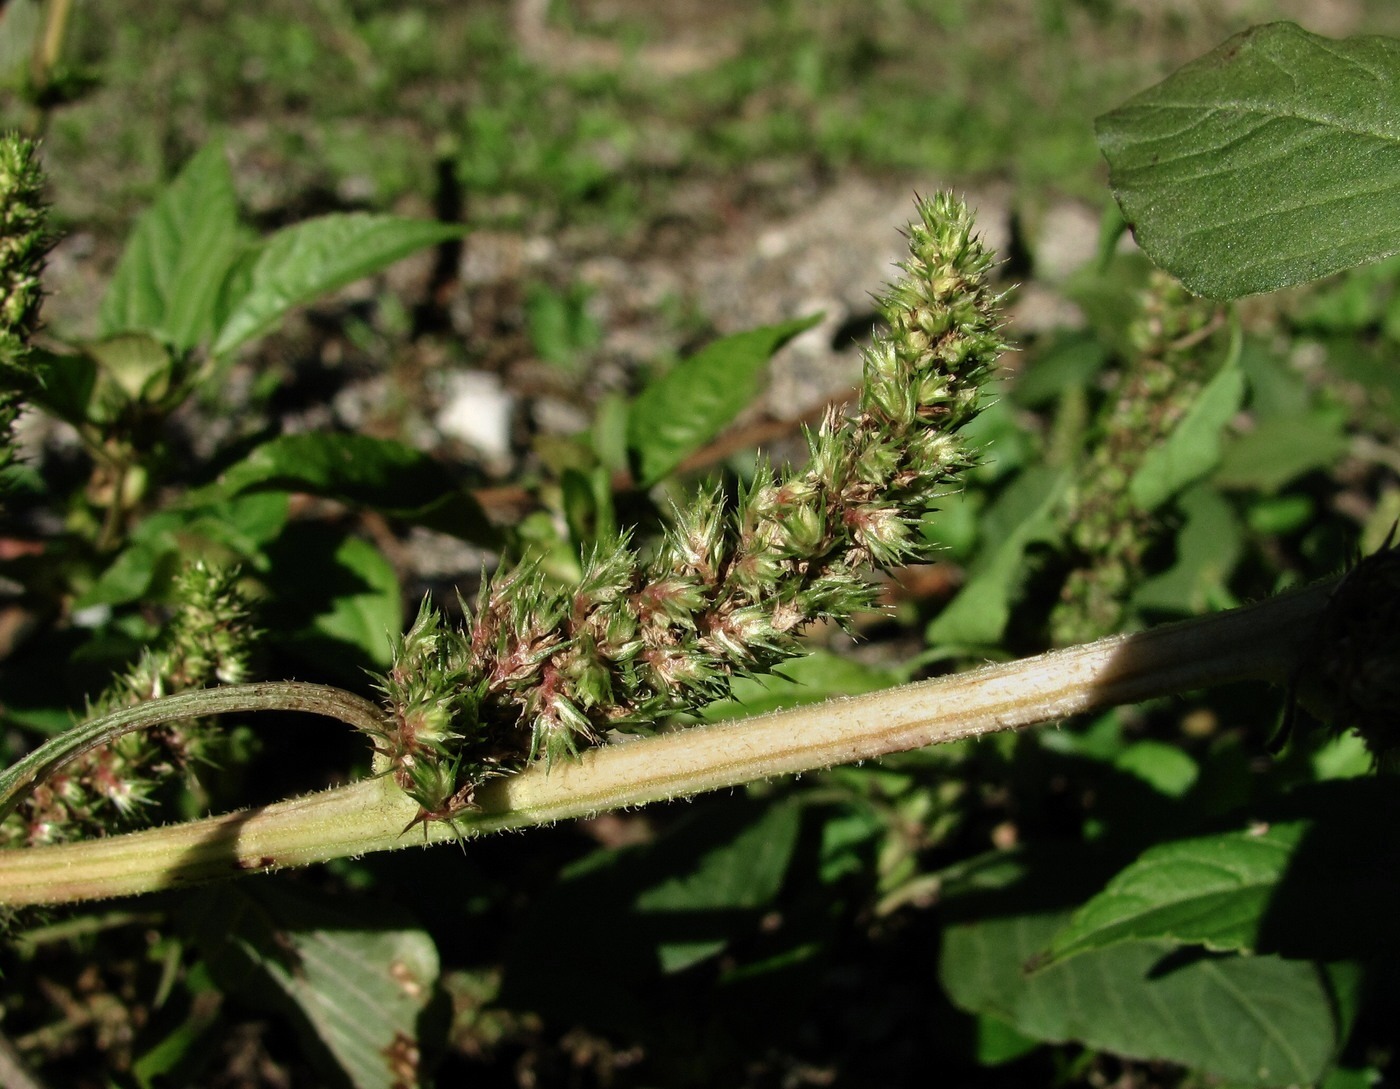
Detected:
left=1214, top=408, right=1349, bottom=492
left=1043, top=781, right=1400, bottom=966
left=185, top=883, right=439, bottom=1089
left=948, top=934, right=1339, bottom=1086
left=219, top=432, right=499, bottom=545
left=626, top=315, right=821, bottom=487
left=926, top=466, right=1066, bottom=647
left=212, top=213, right=466, bottom=356
left=1128, top=351, right=1244, bottom=510
left=99, top=143, right=245, bottom=349
left=1097, top=23, right=1400, bottom=299
left=1045, top=822, right=1306, bottom=964
left=306, top=534, right=399, bottom=669
left=939, top=850, right=1346, bottom=1086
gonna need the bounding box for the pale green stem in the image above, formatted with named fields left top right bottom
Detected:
left=0, top=578, right=1336, bottom=906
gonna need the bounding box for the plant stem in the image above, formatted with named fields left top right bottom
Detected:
left=0, top=682, right=386, bottom=825
left=0, top=577, right=1336, bottom=906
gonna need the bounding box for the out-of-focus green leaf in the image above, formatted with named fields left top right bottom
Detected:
left=1323, top=338, right=1400, bottom=429
left=974, top=1015, right=1040, bottom=1066
left=499, top=798, right=802, bottom=1028
left=1012, top=331, right=1110, bottom=408
left=263, top=524, right=400, bottom=671
left=75, top=492, right=290, bottom=608
left=525, top=280, right=600, bottom=368
left=926, top=466, right=1066, bottom=647
left=636, top=799, right=802, bottom=972
left=1245, top=492, right=1316, bottom=535
left=131, top=964, right=223, bottom=1089
left=27, top=348, right=97, bottom=426
left=86, top=333, right=174, bottom=404
left=186, top=883, right=439, bottom=1089
left=1133, top=485, right=1242, bottom=614
left=219, top=432, right=498, bottom=546
left=212, top=213, right=466, bottom=355
left=561, top=465, right=616, bottom=554
left=1097, top=23, right=1400, bottom=299
left=626, top=315, right=820, bottom=487
left=1215, top=409, right=1349, bottom=492
left=99, top=143, right=246, bottom=349
left=1113, top=741, right=1198, bottom=799
left=1128, top=352, right=1244, bottom=511
left=1295, top=256, right=1400, bottom=334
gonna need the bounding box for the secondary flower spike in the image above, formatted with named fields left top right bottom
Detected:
left=373, top=193, right=1009, bottom=824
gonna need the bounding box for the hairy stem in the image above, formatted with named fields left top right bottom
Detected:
left=0, top=682, right=386, bottom=826
left=0, top=577, right=1334, bottom=907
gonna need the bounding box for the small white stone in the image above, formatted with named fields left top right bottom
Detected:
left=435, top=371, right=514, bottom=461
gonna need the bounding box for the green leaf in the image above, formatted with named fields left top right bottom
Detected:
left=99, top=142, right=246, bottom=349
left=953, top=936, right=1339, bottom=1086
left=1113, top=740, right=1198, bottom=799
left=86, top=333, right=174, bottom=404
left=27, top=348, right=97, bottom=426
left=926, top=466, right=1066, bottom=647
left=131, top=964, right=223, bottom=1089
left=185, top=883, right=439, bottom=1089
left=263, top=525, right=400, bottom=672
left=1041, top=781, right=1400, bottom=967
left=1045, top=823, right=1307, bottom=964
left=499, top=798, right=803, bottom=1027
left=1097, top=23, right=1400, bottom=299
left=1133, top=485, right=1242, bottom=614
left=626, top=315, right=821, bottom=487
left=636, top=799, right=802, bottom=972
left=75, top=492, right=290, bottom=608
left=219, top=432, right=499, bottom=545
left=939, top=849, right=1346, bottom=1086
left=1128, top=350, right=1245, bottom=510
left=212, top=213, right=466, bottom=356
left=1215, top=408, right=1350, bottom=493
left=1011, top=331, right=1110, bottom=408
left=561, top=465, right=616, bottom=554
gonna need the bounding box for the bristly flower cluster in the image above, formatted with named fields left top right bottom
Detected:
left=372, top=193, right=1008, bottom=823
left=1051, top=270, right=1221, bottom=645
left=0, top=133, right=50, bottom=494
left=0, top=563, right=259, bottom=847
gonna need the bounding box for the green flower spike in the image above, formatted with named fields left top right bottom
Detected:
left=376, top=193, right=1009, bottom=825
left=0, top=132, right=51, bottom=493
